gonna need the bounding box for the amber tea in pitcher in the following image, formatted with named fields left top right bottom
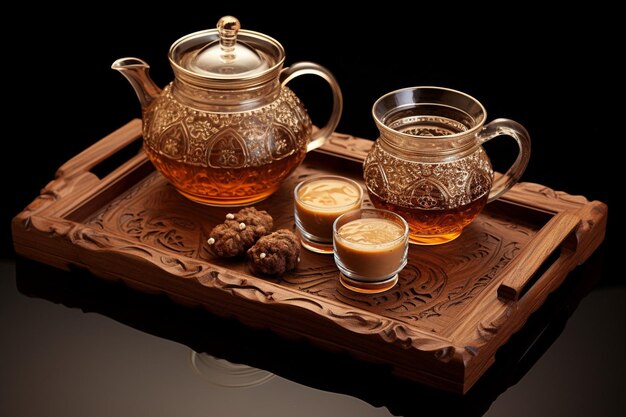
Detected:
left=364, top=87, right=531, bottom=245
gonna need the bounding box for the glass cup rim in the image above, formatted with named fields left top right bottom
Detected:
left=333, top=207, right=409, bottom=248
left=294, top=175, right=364, bottom=211
left=372, top=86, right=487, bottom=140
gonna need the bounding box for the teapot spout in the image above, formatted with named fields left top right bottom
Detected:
left=111, top=57, right=161, bottom=109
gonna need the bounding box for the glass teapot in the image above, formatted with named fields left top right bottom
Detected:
left=113, top=16, right=342, bottom=206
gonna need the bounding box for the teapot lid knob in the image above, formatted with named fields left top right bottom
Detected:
left=217, top=16, right=240, bottom=60
left=173, top=15, right=274, bottom=78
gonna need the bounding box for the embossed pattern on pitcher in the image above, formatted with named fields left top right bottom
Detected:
left=364, top=141, right=493, bottom=244
left=364, top=143, right=493, bottom=209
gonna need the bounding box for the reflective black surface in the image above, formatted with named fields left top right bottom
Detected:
left=2, top=244, right=623, bottom=416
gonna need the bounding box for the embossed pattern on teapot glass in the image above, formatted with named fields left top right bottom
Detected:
left=113, top=16, right=342, bottom=206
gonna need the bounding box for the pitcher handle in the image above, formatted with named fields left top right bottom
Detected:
left=280, top=62, right=343, bottom=152
left=478, top=118, right=531, bottom=202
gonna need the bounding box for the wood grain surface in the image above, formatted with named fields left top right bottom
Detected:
left=12, top=119, right=608, bottom=393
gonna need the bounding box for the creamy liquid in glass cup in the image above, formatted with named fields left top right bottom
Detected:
left=294, top=175, right=363, bottom=254
left=333, top=208, right=409, bottom=293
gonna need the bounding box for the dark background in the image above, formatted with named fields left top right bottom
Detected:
left=4, top=5, right=614, bottom=261
left=1, top=5, right=621, bottom=416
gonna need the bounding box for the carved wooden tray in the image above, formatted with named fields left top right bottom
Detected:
left=12, top=119, right=607, bottom=394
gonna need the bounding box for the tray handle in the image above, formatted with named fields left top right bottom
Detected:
left=497, top=211, right=581, bottom=301
left=56, top=119, right=143, bottom=179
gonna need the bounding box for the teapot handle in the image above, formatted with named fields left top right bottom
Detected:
left=478, top=118, right=532, bottom=202
left=280, top=62, right=343, bottom=152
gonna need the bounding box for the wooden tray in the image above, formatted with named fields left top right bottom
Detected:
left=12, top=119, right=607, bottom=393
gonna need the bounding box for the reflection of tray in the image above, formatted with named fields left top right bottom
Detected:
left=12, top=119, right=607, bottom=393
left=15, top=246, right=604, bottom=415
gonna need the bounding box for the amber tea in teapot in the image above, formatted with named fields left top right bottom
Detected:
left=364, top=87, right=531, bottom=245
left=113, top=16, right=342, bottom=206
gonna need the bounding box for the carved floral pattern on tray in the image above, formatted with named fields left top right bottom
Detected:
left=86, top=164, right=538, bottom=333
left=13, top=121, right=607, bottom=393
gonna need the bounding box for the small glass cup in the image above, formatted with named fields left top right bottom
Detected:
left=333, top=208, right=409, bottom=293
left=294, top=175, right=363, bottom=254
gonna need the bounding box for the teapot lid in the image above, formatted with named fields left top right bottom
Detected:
left=169, top=16, right=284, bottom=88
